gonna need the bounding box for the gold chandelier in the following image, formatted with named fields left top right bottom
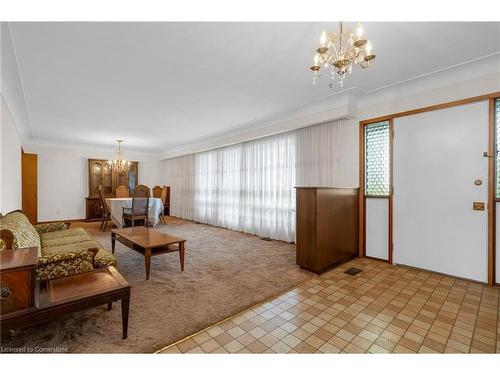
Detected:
left=310, top=22, right=375, bottom=87
left=108, top=140, right=130, bottom=173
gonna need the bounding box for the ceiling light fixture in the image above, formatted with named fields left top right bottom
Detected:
left=108, top=140, right=130, bottom=173
left=310, top=22, right=376, bottom=87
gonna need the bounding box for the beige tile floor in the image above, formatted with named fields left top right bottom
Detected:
left=158, top=258, right=500, bottom=354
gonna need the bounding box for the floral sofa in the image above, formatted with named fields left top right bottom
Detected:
left=0, top=210, right=117, bottom=281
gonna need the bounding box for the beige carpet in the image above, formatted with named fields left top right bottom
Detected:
left=1, top=218, right=313, bottom=353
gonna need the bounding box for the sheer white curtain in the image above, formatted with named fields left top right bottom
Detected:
left=296, top=120, right=342, bottom=187
left=194, top=144, right=242, bottom=230
left=165, top=120, right=344, bottom=242
left=194, top=132, right=296, bottom=242
left=164, top=154, right=195, bottom=220
left=239, top=133, right=296, bottom=242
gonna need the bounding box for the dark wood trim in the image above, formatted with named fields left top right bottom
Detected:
left=360, top=92, right=500, bottom=125
left=388, top=119, right=394, bottom=264
left=358, top=122, right=365, bottom=257
left=21, top=151, right=38, bottom=224
left=488, top=98, right=496, bottom=286
left=359, top=120, right=392, bottom=262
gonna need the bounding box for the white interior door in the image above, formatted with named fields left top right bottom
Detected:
left=393, top=101, right=489, bottom=282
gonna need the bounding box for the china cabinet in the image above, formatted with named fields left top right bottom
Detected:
left=85, top=159, right=139, bottom=221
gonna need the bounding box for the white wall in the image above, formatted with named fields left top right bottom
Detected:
left=24, top=143, right=164, bottom=221
left=0, top=96, right=23, bottom=213
left=1, top=22, right=29, bottom=214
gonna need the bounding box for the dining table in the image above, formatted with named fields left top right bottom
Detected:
left=105, top=197, right=164, bottom=228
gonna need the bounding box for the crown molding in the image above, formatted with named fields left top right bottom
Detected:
left=22, top=137, right=162, bottom=159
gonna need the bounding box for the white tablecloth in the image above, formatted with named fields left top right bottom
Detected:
left=105, top=197, right=163, bottom=228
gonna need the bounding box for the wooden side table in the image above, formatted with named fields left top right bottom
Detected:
left=0, top=247, right=38, bottom=318
left=1, top=265, right=131, bottom=339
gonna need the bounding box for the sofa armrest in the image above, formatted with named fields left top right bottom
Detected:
left=34, top=222, right=71, bottom=235
left=36, top=247, right=98, bottom=281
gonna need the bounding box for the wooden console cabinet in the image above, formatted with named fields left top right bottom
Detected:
left=295, top=187, right=359, bottom=274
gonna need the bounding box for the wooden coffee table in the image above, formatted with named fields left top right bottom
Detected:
left=111, top=227, right=186, bottom=280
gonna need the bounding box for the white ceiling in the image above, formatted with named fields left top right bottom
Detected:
left=7, top=22, right=500, bottom=153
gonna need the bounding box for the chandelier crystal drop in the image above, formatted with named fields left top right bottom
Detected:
left=108, top=140, right=130, bottom=173
left=310, top=22, right=376, bottom=87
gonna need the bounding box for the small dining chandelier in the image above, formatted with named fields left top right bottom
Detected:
left=108, top=140, right=130, bottom=173
left=310, top=22, right=376, bottom=87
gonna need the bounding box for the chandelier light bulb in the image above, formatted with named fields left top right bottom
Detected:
left=314, top=53, right=320, bottom=65
left=320, top=30, right=327, bottom=47
left=348, top=34, right=354, bottom=46
left=366, top=40, right=372, bottom=54
left=356, top=23, right=364, bottom=39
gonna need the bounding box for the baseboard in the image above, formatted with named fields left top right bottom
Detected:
left=36, top=218, right=86, bottom=224
left=364, top=255, right=390, bottom=263
left=393, top=261, right=490, bottom=286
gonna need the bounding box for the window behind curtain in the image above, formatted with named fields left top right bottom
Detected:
left=193, top=132, right=296, bottom=242
left=167, top=120, right=345, bottom=242
left=365, top=121, right=390, bottom=196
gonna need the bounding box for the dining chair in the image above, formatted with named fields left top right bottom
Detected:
left=116, top=185, right=130, bottom=198
left=152, top=185, right=162, bottom=198
left=123, top=188, right=150, bottom=227
left=133, top=184, right=150, bottom=198
left=162, top=185, right=170, bottom=217
left=158, top=187, right=169, bottom=224
left=98, top=185, right=112, bottom=231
